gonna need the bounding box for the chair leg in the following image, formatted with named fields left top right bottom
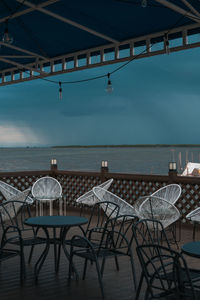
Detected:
left=101, top=257, right=106, bottom=276
left=28, top=245, right=35, bottom=264
left=114, top=255, right=119, bottom=271
left=193, top=222, right=197, bottom=241
left=82, top=258, right=88, bottom=280
left=95, top=259, right=105, bottom=300
left=130, top=252, right=137, bottom=290
left=171, top=224, right=179, bottom=249
left=20, top=250, right=26, bottom=284
left=68, top=253, right=72, bottom=286
left=135, top=272, right=144, bottom=300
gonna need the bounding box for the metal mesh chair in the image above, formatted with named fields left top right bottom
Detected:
left=68, top=213, right=138, bottom=299
left=132, top=219, right=200, bottom=300
left=64, top=200, right=120, bottom=249
left=136, top=244, right=200, bottom=299
left=0, top=200, right=46, bottom=264
left=0, top=180, right=33, bottom=204
left=75, top=179, right=113, bottom=206
left=132, top=219, right=171, bottom=299
left=93, top=187, right=136, bottom=218
left=31, top=176, right=62, bottom=216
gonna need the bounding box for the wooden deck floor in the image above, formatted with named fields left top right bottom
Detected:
left=0, top=211, right=199, bottom=300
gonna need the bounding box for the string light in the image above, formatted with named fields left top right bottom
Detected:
left=59, top=81, right=62, bottom=100
left=164, top=33, right=170, bottom=55
left=21, top=6, right=189, bottom=99
left=2, top=20, right=13, bottom=44
left=105, top=73, right=113, bottom=93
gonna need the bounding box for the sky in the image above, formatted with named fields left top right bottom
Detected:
left=1, top=45, right=200, bottom=147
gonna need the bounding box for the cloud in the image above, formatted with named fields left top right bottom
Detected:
left=0, top=125, right=42, bottom=146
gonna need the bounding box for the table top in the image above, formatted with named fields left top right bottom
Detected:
left=24, top=216, right=88, bottom=228
left=181, top=241, right=200, bottom=258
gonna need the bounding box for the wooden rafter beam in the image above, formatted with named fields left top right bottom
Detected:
left=155, top=0, right=200, bottom=23
left=181, top=0, right=200, bottom=18
left=0, top=0, right=60, bottom=24
left=0, top=55, right=35, bottom=58
left=0, top=42, right=47, bottom=60
left=19, top=0, right=119, bottom=43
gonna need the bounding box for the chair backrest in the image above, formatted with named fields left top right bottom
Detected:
left=32, top=176, right=62, bottom=201
left=151, top=184, right=182, bottom=205
left=106, top=214, right=138, bottom=255
left=76, top=179, right=113, bottom=206
left=186, top=207, right=200, bottom=221
left=0, top=180, right=33, bottom=204
left=86, top=200, right=120, bottom=236
left=93, top=187, right=136, bottom=218
left=136, top=244, right=198, bottom=299
left=0, top=200, right=32, bottom=233
left=132, top=218, right=171, bottom=249
left=134, top=195, right=180, bottom=229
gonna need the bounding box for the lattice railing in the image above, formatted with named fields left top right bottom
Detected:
left=0, top=168, right=200, bottom=222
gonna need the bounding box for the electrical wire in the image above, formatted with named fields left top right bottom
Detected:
left=39, top=6, right=194, bottom=85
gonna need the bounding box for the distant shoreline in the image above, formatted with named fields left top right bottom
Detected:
left=1, top=144, right=200, bottom=149
left=52, top=144, right=200, bottom=148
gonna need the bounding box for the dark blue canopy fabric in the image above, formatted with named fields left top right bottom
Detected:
left=0, top=0, right=199, bottom=75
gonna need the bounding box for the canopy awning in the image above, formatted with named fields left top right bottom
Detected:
left=0, top=0, right=200, bottom=86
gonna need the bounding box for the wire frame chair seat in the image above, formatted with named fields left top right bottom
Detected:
left=134, top=195, right=180, bottom=229
left=151, top=184, right=182, bottom=205
left=93, top=186, right=136, bottom=218
left=0, top=180, right=33, bottom=204
left=32, top=176, right=62, bottom=201
left=75, top=179, right=113, bottom=206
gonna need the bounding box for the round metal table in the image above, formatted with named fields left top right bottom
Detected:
left=25, top=216, right=88, bottom=280
left=181, top=241, right=200, bottom=258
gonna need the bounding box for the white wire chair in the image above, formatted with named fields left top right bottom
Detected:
left=75, top=179, right=113, bottom=206
left=0, top=180, right=33, bottom=204
left=151, top=184, right=182, bottom=205
left=93, top=187, right=136, bottom=218
left=134, top=195, right=180, bottom=229
left=31, top=176, right=62, bottom=216
left=186, top=207, right=200, bottom=222
left=186, top=207, right=200, bottom=240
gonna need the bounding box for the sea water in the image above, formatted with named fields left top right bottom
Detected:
left=0, top=146, right=199, bottom=175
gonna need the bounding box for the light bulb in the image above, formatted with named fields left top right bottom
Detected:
left=2, top=21, right=13, bottom=44
left=164, top=34, right=170, bottom=55
left=141, top=0, right=147, bottom=8
left=59, top=81, right=62, bottom=100
left=105, top=73, right=113, bottom=94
